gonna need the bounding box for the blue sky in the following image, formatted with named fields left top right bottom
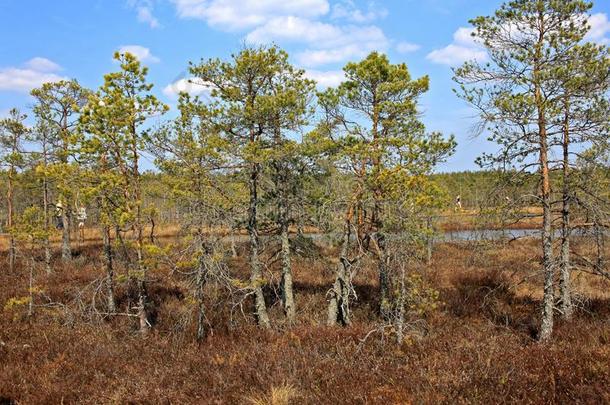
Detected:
left=1, top=0, right=609, bottom=171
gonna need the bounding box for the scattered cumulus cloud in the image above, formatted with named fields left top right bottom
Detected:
left=137, top=7, right=160, bottom=28
left=585, top=13, right=610, bottom=44
left=426, top=27, right=487, bottom=66
left=128, top=0, right=160, bottom=28
left=297, top=43, right=385, bottom=67
left=117, top=45, right=160, bottom=63
left=395, top=41, right=420, bottom=53
left=304, top=69, right=345, bottom=88
left=0, top=58, right=66, bottom=93
left=426, top=13, right=610, bottom=67
left=246, top=17, right=338, bottom=44
left=246, top=16, right=388, bottom=67
left=163, top=78, right=213, bottom=99
left=170, top=0, right=330, bottom=31
left=169, top=0, right=410, bottom=69
left=25, top=57, right=62, bottom=72
left=331, top=0, right=388, bottom=23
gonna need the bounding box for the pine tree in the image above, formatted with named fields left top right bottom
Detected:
left=454, top=0, right=595, bottom=341
left=316, top=52, right=455, bottom=324
left=31, top=80, right=89, bottom=262
left=80, top=52, right=167, bottom=332
left=188, top=46, right=315, bottom=327
left=0, top=109, right=29, bottom=273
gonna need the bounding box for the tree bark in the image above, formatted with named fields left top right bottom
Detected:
left=42, top=174, right=51, bottom=274
left=61, top=207, right=71, bottom=261
left=248, top=162, right=270, bottom=328
left=280, top=217, right=296, bottom=322
left=196, top=239, right=209, bottom=341
left=132, top=125, right=150, bottom=334
left=535, top=13, right=555, bottom=342
left=103, top=225, right=116, bottom=314
left=275, top=151, right=296, bottom=323
left=41, top=135, right=52, bottom=274
left=328, top=206, right=353, bottom=326
left=426, top=216, right=434, bottom=265
left=378, top=240, right=391, bottom=320
left=7, top=165, right=15, bottom=273
left=370, top=90, right=390, bottom=320
left=558, top=99, right=573, bottom=320
left=594, top=217, right=605, bottom=274
left=395, top=265, right=406, bottom=344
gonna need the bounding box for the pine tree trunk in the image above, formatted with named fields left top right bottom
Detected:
left=594, top=217, right=605, bottom=273
left=248, top=162, right=270, bottom=328
left=378, top=244, right=391, bottom=320
left=426, top=217, right=434, bottom=265
left=559, top=99, right=573, bottom=320
left=137, top=278, right=149, bottom=333
left=43, top=175, right=51, bottom=274
left=41, top=136, right=52, bottom=274
left=61, top=207, right=71, bottom=261
left=280, top=219, right=295, bottom=322
left=103, top=225, right=116, bottom=314
left=276, top=157, right=296, bottom=323
left=535, top=20, right=555, bottom=342
left=328, top=207, right=353, bottom=326
left=196, top=240, right=208, bottom=341
left=395, top=266, right=406, bottom=344
left=537, top=95, right=555, bottom=342
left=7, top=166, right=15, bottom=273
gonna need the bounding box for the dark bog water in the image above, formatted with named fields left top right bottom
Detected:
left=441, top=227, right=604, bottom=242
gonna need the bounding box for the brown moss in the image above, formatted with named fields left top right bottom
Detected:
left=0, top=238, right=608, bottom=404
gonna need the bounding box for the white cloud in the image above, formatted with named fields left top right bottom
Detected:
left=296, top=25, right=388, bottom=66
left=25, top=57, right=62, bottom=72
left=304, top=69, right=345, bottom=88
left=427, top=44, right=487, bottom=66
left=163, top=78, right=213, bottom=99
left=137, top=6, right=160, bottom=28
left=452, top=27, right=479, bottom=47
left=246, top=16, right=388, bottom=67
left=171, top=0, right=330, bottom=31
left=171, top=0, right=393, bottom=68
left=117, top=45, right=160, bottom=63
left=426, top=27, right=487, bottom=66
left=0, top=58, right=66, bottom=93
left=246, top=17, right=339, bottom=44
left=585, top=13, right=610, bottom=44
left=331, top=0, right=387, bottom=23
left=396, top=41, right=420, bottom=53
left=128, top=0, right=160, bottom=28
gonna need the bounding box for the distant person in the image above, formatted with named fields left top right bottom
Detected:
left=77, top=206, right=87, bottom=229
left=455, top=195, right=462, bottom=211
left=54, top=200, right=64, bottom=229
left=77, top=206, right=87, bottom=242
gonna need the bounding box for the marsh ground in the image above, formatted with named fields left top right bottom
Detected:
left=0, top=233, right=609, bottom=404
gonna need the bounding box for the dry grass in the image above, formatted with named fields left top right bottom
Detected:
left=246, top=383, right=300, bottom=405
left=0, top=232, right=609, bottom=404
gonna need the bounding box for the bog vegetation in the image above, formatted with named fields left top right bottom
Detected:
left=0, top=0, right=609, bottom=403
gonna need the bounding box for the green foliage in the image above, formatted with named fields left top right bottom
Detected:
left=12, top=206, right=50, bottom=246
left=0, top=109, right=29, bottom=170
left=454, top=0, right=606, bottom=171
left=313, top=51, right=456, bottom=234
left=80, top=52, right=168, bottom=230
